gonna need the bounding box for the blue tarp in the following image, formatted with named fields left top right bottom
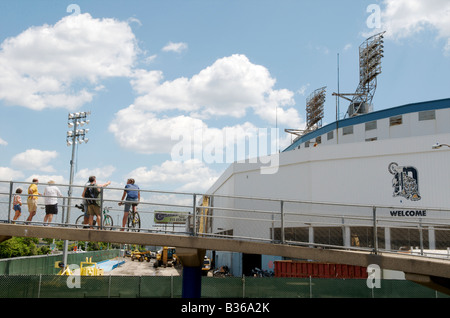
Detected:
left=97, top=259, right=125, bottom=272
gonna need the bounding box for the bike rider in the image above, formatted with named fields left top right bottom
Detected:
left=118, top=178, right=140, bottom=230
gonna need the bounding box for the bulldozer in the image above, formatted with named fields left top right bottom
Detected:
left=153, top=247, right=177, bottom=268
left=131, top=249, right=152, bottom=262
left=131, top=250, right=145, bottom=262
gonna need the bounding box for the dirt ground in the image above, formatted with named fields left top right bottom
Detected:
left=105, top=257, right=182, bottom=276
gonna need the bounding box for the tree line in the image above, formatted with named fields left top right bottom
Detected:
left=0, top=237, right=120, bottom=259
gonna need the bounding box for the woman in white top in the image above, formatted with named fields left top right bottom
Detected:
left=43, top=180, right=63, bottom=224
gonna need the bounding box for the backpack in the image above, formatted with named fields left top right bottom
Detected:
left=84, top=185, right=100, bottom=205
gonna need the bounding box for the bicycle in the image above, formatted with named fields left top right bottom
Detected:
left=118, top=200, right=141, bottom=232
left=75, top=204, right=114, bottom=230
left=127, top=210, right=141, bottom=232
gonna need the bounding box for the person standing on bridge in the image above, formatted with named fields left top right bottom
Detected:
left=82, top=176, right=111, bottom=228
left=43, top=180, right=63, bottom=225
left=26, top=178, right=40, bottom=223
left=118, top=178, right=140, bottom=230
left=12, top=187, right=23, bottom=223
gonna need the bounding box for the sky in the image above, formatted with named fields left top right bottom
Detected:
left=0, top=0, right=449, bottom=196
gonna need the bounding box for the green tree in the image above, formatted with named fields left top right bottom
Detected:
left=0, top=237, right=119, bottom=259
left=0, top=237, right=40, bottom=258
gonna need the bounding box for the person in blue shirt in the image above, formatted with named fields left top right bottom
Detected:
left=118, top=178, right=140, bottom=230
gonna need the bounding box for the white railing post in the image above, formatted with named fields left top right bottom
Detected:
left=192, top=194, right=197, bottom=236
left=7, top=181, right=13, bottom=223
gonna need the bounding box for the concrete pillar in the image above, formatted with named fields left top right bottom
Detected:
left=182, top=266, right=203, bottom=298
left=176, top=248, right=206, bottom=298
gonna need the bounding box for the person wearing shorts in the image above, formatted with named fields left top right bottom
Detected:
left=12, top=188, right=23, bottom=223
left=43, top=180, right=63, bottom=224
left=26, top=178, right=40, bottom=223
left=119, top=178, right=140, bottom=230
left=82, top=176, right=111, bottom=228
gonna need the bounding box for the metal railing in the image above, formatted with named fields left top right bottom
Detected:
left=1, top=180, right=450, bottom=260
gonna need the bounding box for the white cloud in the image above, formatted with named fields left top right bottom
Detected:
left=11, top=149, right=58, bottom=172
left=0, top=13, right=139, bottom=110
left=144, top=54, right=158, bottom=64
left=129, top=159, right=220, bottom=192
left=0, top=137, right=7, bottom=146
left=130, top=54, right=301, bottom=124
left=109, top=106, right=205, bottom=154
left=162, top=42, right=188, bottom=53
left=0, top=167, right=25, bottom=181
left=111, top=54, right=304, bottom=156
left=26, top=174, right=66, bottom=185
left=109, top=105, right=283, bottom=159
left=381, top=0, right=450, bottom=55
left=297, top=84, right=310, bottom=96
left=75, top=165, right=116, bottom=184
left=130, top=69, right=164, bottom=95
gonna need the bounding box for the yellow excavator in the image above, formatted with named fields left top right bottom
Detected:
left=153, top=247, right=177, bottom=268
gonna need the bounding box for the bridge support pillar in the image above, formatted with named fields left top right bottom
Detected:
left=177, top=248, right=206, bottom=298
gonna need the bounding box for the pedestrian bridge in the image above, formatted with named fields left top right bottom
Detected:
left=1, top=180, right=450, bottom=296
left=0, top=223, right=449, bottom=295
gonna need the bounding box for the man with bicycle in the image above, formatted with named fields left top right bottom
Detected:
left=118, top=178, right=140, bottom=230
left=82, top=176, right=111, bottom=228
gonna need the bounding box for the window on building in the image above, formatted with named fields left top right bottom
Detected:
left=314, top=227, right=343, bottom=247
left=342, top=126, right=353, bottom=135
left=327, top=131, right=334, bottom=140
left=365, top=137, right=377, bottom=142
left=274, top=227, right=309, bottom=242
left=434, top=227, right=450, bottom=249
left=390, top=115, right=402, bottom=126
left=350, top=227, right=385, bottom=249
left=305, top=141, right=310, bottom=148
left=365, top=121, right=377, bottom=131
left=215, top=229, right=234, bottom=237
left=316, top=136, right=321, bottom=144
left=390, top=228, right=429, bottom=250
left=418, top=110, right=436, bottom=121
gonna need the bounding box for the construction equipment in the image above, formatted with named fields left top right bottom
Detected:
left=143, top=251, right=152, bottom=262
left=154, top=247, right=177, bottom=268
left=131, top=249, right=145, bottom=262
left=202, top=256, right=211, bottom=276
left=57, top=257, right=104, bottom=276
left=80, top=257, right=104, bottom=276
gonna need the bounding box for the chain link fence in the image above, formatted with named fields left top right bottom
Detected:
left=0, top=274, right=447, bottom=298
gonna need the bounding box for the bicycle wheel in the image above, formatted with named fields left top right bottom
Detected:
left=75, top=215, right=87, bottom=228
left=127, top=212, right=141, bottom=232
left=103, top=214, right=114, bottom=230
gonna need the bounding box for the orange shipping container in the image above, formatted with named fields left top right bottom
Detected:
left=274, top=260, right=368, bottom=279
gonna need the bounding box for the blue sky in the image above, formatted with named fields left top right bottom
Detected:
left=0, top=0, right=449, bottom=195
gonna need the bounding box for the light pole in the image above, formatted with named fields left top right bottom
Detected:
left=63, top=111, right=90, bottom=268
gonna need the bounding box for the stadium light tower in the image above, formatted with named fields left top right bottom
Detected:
left=63, top=111, right=90, bottom=268
left=285, top=86, right=326, bottom=139
left=305, top=86, right=326, bottom=131
left=66, top=111, right=90, bottom=219
left=333, top=31, right=385, bottom=118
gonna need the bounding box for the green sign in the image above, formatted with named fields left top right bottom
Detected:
left=154, top=211, right=188, bottom=224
